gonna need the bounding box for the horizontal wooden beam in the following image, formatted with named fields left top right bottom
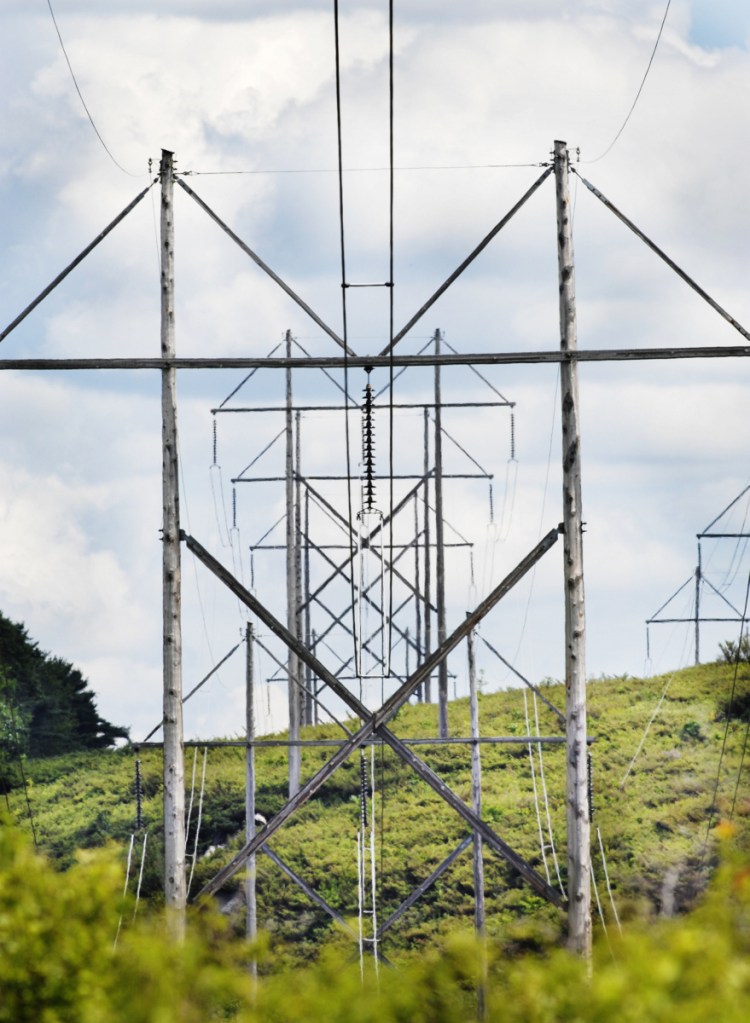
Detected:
left=134, top=735, right=576, bottom=749
left=1, top=345, right=749, bottom=372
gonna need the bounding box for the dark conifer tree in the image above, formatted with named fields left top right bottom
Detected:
left=0, top=612, right=128, bottom=761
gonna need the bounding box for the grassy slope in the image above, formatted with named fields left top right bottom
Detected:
left=6, top=662, right=750, bottom=965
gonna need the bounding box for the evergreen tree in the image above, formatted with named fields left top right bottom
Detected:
left=0, top=612, right=128, bottom=761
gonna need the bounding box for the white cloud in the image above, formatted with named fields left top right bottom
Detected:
left=1, top=2, right=750, bottom=741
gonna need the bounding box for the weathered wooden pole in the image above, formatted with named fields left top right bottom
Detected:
left=467, top=618, right=487, bottom=1015
left=304, top=487, right=314, bottom=723
left=467, top=622, right=485, bottom=938
left=434, top=330, right=449, bottom=737
left=423, top=407, right=432, bottom=703
left=286, top=330, right=301, bottom=794
left=160, top=148, right=186, bottom=933
left=295, top=410, right=308, bottom=724
left=554, top=139, right=592, bottom=958
left=245, top=623, right=257, bottom=974
left=413, top=492, right=422, bottom=695
left=694, top=542, right=702, bottom=664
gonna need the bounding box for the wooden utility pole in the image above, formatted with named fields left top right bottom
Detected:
left=467, top=623, right=485, bottom=935
left=423, top=407, right=432, bottom=703
left=286, top=330, right=301, bottom=795
left=160, top=149, right=186, bottom=933
left=554, top=140, right=591, bottom=958
left=694, top=543, right=702, bottom=664
left=304, top=487, right=314, bottom=723
left=295, top=411, right=309, bottom=724
left=467, top=620, right=486, bottom=1017
left=434, top=330, right=449, bottom=737
left=413, top=492, right=422, bottom=697
left=245, top=623, right=257, bottom=975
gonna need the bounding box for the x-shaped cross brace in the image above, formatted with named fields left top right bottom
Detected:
left=184, top=526, right=564, bottom=908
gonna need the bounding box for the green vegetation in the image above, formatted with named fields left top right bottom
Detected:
left=5, top=660, right=750, bottom=971
left=719, top=631, right=750, bottom=665
left=1, top=816, right=749, bottom=1022
left=0, top=612, right=128, bottom=781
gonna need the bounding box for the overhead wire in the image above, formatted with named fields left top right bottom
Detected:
left=187, top=746, right=208, bottom=896
left=332, top=0, right=361, bottom=678
left=704, top=568, right=750, bottom=840
left=498, top=369, right=559, bottom=668
left=178, top=436, right=224, bottom=695
left=621, top=605, right=694, bottom=790
left=185, top=161, right=548, bottom=177
left=387, top=0, right=396, bottom=665
left=44, top=0, right=140, bottom=177
left=113, top=834, right=135, bottom=948
left=730, top=711, right=750, bottom=820
left=716, top=491, right=750, bottom=592
left=584, top=0, right=672, bottom=164
left=596, top=826, right=622, bottom=935
left=133, top=831, right=149, bottom=920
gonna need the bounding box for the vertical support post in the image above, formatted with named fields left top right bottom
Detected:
left=245, top=623, right=257, bottom=974
left=695, top=541, right=702, bottom=665
left=467, top=620, right=486, bottom=1017
left=554, top=139, right=591, bottom=958
left=434, top=330, right=449, bottom=738
left=423, top=406, right=432, bottom=703
left=286, top=330, right=301, bottom=795
left=304, top=488, right=314, bottom=724
left=414, top=493, right=422, bottom=694
left=467, top=622, right=485, bottom=930
left=295, top=410, right=307, bottom=724
left=160, top=148, right=186, bottom=933
left=311, top=628, right=319, bottom=724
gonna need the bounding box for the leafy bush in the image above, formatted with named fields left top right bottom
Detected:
left=679, top=720, right=705, bottom=743
left=1, top=816, right=749, bottom=1022
left=717, top=690, right=750, bottom=724
left=0, top=816, right=256, bottom=1023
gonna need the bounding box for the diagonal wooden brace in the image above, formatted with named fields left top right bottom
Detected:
left=262, top=844, right=355, bottom=937
left=377, top=835, right=473, bottom=939
left=185, top=526, right=563, bottom=907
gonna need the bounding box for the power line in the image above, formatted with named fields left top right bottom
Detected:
left=584, top=0, right=672, bottom=164
left=183, top=161, right=548, bottom=177
left=332, top=0, right=360, bottom=662
left=387, top=0, right=396, bottom=659
left=45, top=0, right=140, bottom=177
left=704, top=568, right=750, bottom=843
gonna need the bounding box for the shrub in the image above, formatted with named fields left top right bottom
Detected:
left=718, top=632, right=750, bottom=664
left=1, top=815, right=749, bottom=1022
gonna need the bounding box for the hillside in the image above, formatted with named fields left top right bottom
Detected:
left=5, top=662, right=750, bottom=966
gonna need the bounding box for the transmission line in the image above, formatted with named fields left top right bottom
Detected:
left=44, top=0, right=140, bottom=177
left=585, top=0, right=672, bottom=163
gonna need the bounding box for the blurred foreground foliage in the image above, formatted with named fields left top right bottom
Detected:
left=1, top=816, right=749, bottom=1022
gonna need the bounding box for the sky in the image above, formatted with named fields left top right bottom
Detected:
left=1, top=1, right=750, bottom=743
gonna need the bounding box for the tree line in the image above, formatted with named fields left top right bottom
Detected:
left=0, top=612, right=128, bottom=786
